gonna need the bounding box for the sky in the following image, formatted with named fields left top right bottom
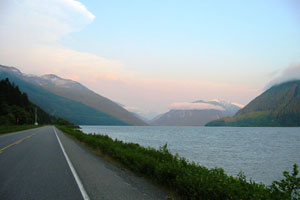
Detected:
left=0, top=0, right=300, bottom=119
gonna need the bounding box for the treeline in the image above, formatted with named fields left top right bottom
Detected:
left=0, top=78, right=56, bottom=125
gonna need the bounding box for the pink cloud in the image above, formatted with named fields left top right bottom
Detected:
left=80, top=75, right=259, bottom=115
left=169, top=102, right=225, bottom=111
left=231, top=102, right=245, bottom=108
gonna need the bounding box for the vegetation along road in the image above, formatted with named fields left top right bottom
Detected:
left=0, top=126, right=167, bottom=200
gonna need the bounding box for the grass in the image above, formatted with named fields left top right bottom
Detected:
left=57, top=125, right=300, bottom=200
left=0, top=125, right=41, bottom=134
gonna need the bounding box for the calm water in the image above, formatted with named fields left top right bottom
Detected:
left=80, top=126, right=300, bottom=185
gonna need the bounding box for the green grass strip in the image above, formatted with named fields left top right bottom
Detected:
left=57, top=125, right=300, bottom=200
left=0, top=125, right=41, bottom=135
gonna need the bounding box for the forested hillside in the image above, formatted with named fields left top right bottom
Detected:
left=206, top=80, right=300, bottom=127
left=0, top=67, right=129, bottom=125
left=0, top=78, right=56, bottom=125
left=0, top=65, right=146, bottom=125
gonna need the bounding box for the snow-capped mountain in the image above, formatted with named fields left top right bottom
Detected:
left=151, top=99, right=242, bottom=126
left=193, top=99, right=242, bottom=116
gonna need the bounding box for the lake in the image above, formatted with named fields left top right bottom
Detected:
left=80, top=126, right=300, bottom=185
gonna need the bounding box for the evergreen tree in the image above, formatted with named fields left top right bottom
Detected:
left=0, top=78, right=56, bottom=125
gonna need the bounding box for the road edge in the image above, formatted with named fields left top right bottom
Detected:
left=53, top=126, right=90, bottom=200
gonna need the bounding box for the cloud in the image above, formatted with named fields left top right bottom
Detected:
left=60, top=0, right=95, bottom=21
left=82, top=76, right=257, bottom=116
left=123, top=105, right=159, bottom=120
left=5, top=44, right=121, bottom=73
left=0, top=0, right=257, bottom=116
left=266, top=63, right=300, bottom=89
left=0, top=0, right=127, bottom=82
left=169, top=102, right=225, bottom=111
left=0, top=0, right=95, bottom=44
left=231, top=102, right=244, bottom=108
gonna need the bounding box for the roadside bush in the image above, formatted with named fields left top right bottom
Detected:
left=268, top=164, right=300, bottom=200
left=57, top=118, right=79, bottom=129
left=57, top=126, right=300, bottom=200
left=0, top=125, right=40, bottom=134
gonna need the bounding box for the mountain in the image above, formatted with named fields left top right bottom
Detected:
left=0, top=78, right=56, bottom=125
left=0, top=65, right=133, bottom=125
left=27, top=74, right=147, bottom=125
left=206, top=80, right=300, bottom=127
left=193, top=99, right=241, bottom=116
left=151, top=100, right=241, bottom=126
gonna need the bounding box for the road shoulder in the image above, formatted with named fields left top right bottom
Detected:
left=55, top=127, right=168, bottom=200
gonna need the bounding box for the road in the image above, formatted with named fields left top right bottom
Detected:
left=0, top=126, right=167, bottom=200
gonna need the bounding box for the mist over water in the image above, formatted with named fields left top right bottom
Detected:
left=80, top=126, right=300, bottom=185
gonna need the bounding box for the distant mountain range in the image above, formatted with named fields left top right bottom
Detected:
left=206, top=80, right=300, bottom=127
left=0, top=65, right=147, bottom=125
left=151, top=99, right=241, bottom=126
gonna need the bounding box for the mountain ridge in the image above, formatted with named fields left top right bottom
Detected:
left=206, top=80, right=300, bottom=127
left=0, top=65, right=146, bottom=125
left=151, top=100, right=241, bottom=126
left=33, top=75, right=147, bottom=125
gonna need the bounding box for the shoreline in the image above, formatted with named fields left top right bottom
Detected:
left=57, top=125, right=299, bottom=199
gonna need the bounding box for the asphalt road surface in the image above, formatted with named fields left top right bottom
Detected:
left=0, top=126, right=167, bottom=200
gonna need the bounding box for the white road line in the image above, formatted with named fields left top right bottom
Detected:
left=53, top=127, right=90, bottom=200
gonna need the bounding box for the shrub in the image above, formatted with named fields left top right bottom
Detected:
left=57, top=126, right=300, bottom=200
